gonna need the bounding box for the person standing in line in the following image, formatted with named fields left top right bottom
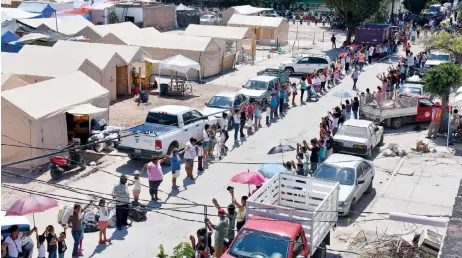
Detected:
left=351, top=67, right=360, bottom=90
left=129, top=170, right=142, bottom=202
left=41, top=225, right=58, bottom=258
left=184, top=138, right=198, bottom=178
left=270, top=94, right=278, bottom=119
left=197, top=141, right=204, bottom=171
left=231, top=110, right=240, bottom=143
left=345, top=100, right=352, bottom=120
left=325, top=131, right=334, bottom=158
left=368, top=46, right=374, bottom=64
left=57, top=227, right=67, bottom=258
left=320, top=70, right=327, bottom=93
left=427, top=102, right=442, bottom=139
left=111, top=175, right=130, bottom=229
left=352, top=97, right=360, bottom=119
left=206, top=209, right=229, bottom=258
left=239, top=107, right=246, bottom=139
left=143, top=156, right=166, bottom=201
left=278, top=87, right=286, bottom=115
left=290, top=83, right=297, bottom=106
left=358, top=51, right=365, bottom=70
left=221, top=113, right=229, bottom=146
left=345, top=54, right=351, bottom=74
left=330, top=107, right=342, bottom=135
left=170, top=148, right=181, bottom=189
left=331, top=34, right=336, bottom=49
left=36, top=231, right=46, bottom=258
left=449, top=109, right=460, bottom=145
left=202, top=124, right=211, bottom=163
left=212, top=199, right=237, bottom=243
left=97, top=199, right=110, bottom=245
left=247, top=101, right=254, bottom=122
left=306, top=139, right=320, bottom=173
left=67, top=203, right=91, bottom=257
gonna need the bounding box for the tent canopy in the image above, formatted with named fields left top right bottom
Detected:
left=176, top=4, right=194, bottom=11
left=159, top=54, right=201, bottom=74
left=232, top=5, right=273, bottom=15
left=183, top=24, right=255, bottom=41
left=1, top=8, right=40, bottom=23
left=18, top=2, right=56, bottom=18
left=228, top=14, right=284, bottom=28
left=66, top=103, right=108, bottom=116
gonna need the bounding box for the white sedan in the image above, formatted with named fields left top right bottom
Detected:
left=313, top=154, right=375, bottom=216
left=332, top=119, right=384, bottom=159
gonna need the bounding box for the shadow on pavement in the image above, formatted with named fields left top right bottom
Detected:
left=337, top=188, right=377, bottom=227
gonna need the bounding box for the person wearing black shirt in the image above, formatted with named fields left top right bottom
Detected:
left=44, top=225, right=58, bottom=258
left=306, top=139, right=320, bottom=173
left=240, top=109, right=246, bottom=138
left=352, top=97, right=360, bottom=119
left=57, top=229, right=67, bottom=258
left=325, top=131, right=334, bottom=159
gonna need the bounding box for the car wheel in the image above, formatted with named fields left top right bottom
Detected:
left=366, top=179, right=373, bottom=194
left=391, top=117, right=403, bottom=129
left=379, top=134, right=384, bottom=146
left=284, top=67, right=294, bottom=75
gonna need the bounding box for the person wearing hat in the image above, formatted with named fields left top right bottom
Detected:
left=206, top=209, right=229, bottom=258
left=211, top=199, right=237, bottom=243
left=427, top=102, right=442, bottom=139
left=112, top=175, right=130, bottom=230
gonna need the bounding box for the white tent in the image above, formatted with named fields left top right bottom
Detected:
left=227, top=14, right=289, bottom=45
left=176, top=4, right=194, bottom=11
left=1, top=71, right=110, bottom=169
left=1, top=73, right=29, bottom=91
left=159, top=54, right=201, bottom=81
left=221, top=5, right=273, bottom=24
left=1, top=8, right=39, bottom=24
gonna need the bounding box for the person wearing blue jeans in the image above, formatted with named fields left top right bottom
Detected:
left=352, top=97, right=359, bottom=119
left=71, top=229, right=82, bottom=258
left=233, top=118, right=240, bottom=142
left=67, top=203, right=90, bottom=258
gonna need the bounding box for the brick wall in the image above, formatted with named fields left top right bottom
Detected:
left=142, top=5, right=176, bottom=31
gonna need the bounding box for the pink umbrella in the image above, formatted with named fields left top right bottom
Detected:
left=231, top=171, right=266, bottom=195
left=6, top=195, right=58, bottom=225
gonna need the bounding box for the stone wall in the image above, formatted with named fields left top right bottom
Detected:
left=142, top=5, right=176, bottom=31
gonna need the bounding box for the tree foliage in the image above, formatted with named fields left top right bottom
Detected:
left=366, top=0, right=390, bottom=23
left=157, top=243, right=195, bottom=258
left=422, top=32, right=462, bottom=63
left=325, top=0, right=384, bottom=43
left=402, top=0, right=429, bottom=14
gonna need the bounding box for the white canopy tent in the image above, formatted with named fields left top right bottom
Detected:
left=176, top=4, right=194, bottom=11
left=158, top=54, right=201, bottom=82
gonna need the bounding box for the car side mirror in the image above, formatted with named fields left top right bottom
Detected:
left=358, top=180, right=365, bottom=185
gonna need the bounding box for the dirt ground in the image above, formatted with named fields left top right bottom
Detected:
left=109, top=83, right=238, bottom=128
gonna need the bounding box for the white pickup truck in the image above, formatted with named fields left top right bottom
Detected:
left=117, top=105, right=216, bottom=159
left=224, top=172, right=340, bottom=258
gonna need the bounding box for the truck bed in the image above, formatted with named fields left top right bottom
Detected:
left=246, top=173, right=339, bottom=256
left=124, top=123, right=177, bottom=136
left=257, top=68, right=289, bottom=83
left=361, top=105, right=417, bottom=123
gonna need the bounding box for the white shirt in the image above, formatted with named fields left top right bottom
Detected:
left=197, top=146, right=204, bottom=156
left=38, top=243, right=46, bottom=257
left=5, top=232, right=23, bottom=257
left=340, top=58, right=345, bottom=66
left=133, top=178, right=141, bottom=191
left=319, top=74, right=326, bottom=82
left=346, top=56, right=351, bottom=63
left=221, top=118, right=228, bottom=131
left=265, top=108, right=271, bottom=116
left=368, top=47, right=374, bottom=56
left=333, top=117, right=339, bottom=128
left=99, top=207, right=110, bottom=221
left=203, top=129, right=210, bottom=141
left=184, top=141, right=197, bottom=159
left=233, top=114, right=240, bottom=124
left=407, top=56, right=414, bottom=66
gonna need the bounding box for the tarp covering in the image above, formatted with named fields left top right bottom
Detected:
left=231, top=5, right=273, bottom=15
left=14, top=33, right=50, bottom=44
left=90, top=2, right=115, bottom=10
left=66, top=103, right=108, bottom=116
left=1, top=71, right=110, bottom=169
left=1, top=8, right=40, bottom=23
left=184, top=24, right=255, bottom=40
left=159, top=54, right=201, bottom=74
left=55, top=8, right=92, bottom=22
left=95, top=22, right=160, bottom=45
left=176, top=4, right=194, bottom=11
left=228, top=14, right=284, bottom=28
left=18, top=2, right=56, bottom=18
left=1, top=31, right=22, bottom=53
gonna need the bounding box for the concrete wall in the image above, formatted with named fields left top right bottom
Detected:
left=115, top=6, right=143, bottom=23
left=142, top=5, right=176, bottom=31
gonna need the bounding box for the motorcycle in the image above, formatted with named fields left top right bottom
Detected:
left=49, top=144, right=86, bottom=179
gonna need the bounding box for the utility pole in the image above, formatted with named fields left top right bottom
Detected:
left=390, top=0, right=395, bottom=24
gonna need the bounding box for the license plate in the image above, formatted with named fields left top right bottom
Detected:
left=134, top=149, right=141, bottom=154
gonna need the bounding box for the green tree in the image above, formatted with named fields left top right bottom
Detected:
left=422, top=32, right=462, bottom=63
left=403, top=0, right=429, bottom=14
left=157, top=243, right=195, bottom=258
left=424, top=63, right=462, bottom=131
left=366, top=0, right=391, bottom=23
left=458, top=5, right=462, bottom=24
left=325, top=0, right=384, bottom=43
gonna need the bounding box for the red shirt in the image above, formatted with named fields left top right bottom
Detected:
left=247, top=104, right=254, bottom=115
left=306, top=75, right=312, bottom=84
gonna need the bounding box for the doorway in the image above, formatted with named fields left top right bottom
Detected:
left=116, top=65, right=128, bottom=96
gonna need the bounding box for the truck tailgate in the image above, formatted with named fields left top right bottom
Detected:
left=119, top=123, right=176, bottom=151
left=246, top=173, right=339, bottom=256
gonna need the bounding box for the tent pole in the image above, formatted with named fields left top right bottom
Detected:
left=55, top=11, right=59, bottom=33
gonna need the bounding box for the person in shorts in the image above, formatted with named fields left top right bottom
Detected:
left=97, top=199, right=110, bottom=245
left=170, top=148, right=181, bottom=189
left=131, top=170, right=141, bottom=202
left=184, top=138, right=197, bottom=180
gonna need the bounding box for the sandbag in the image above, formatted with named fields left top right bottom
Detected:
left=128, top=202, right=147, bottom=222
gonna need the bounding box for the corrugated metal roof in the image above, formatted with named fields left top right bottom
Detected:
left=183, top=24, right=254, bottom=40
left=228, top=14, right=284, bottom=28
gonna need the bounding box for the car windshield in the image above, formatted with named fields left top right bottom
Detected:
left=145, top=112, right=179, bottom=126
left=229, top=229, right=290, bottom=258
left=428, top=54, right=450, bottom=61
left=244, top=80, right=267, bottom=90
left=336, top=125, right=368, bottom=138
left=206, top=96, right=233, bottom=109
left=399, top=87, right=422, bottom=95
left=314, top=164, right=355, bottom=185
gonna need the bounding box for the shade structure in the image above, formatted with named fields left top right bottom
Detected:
left=332, top=90, right=353, bottom=99
left=159, top=54, right=201, bottom=74
left=231, top=171, right=266, bottom=185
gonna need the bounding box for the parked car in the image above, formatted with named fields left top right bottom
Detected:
left=238, top=75, right=279, bottom=104
left=201, top=92, right=249, bottom=128
left=117, top=105, right=214, bottom=159
left=425, top=52, right=452, bottom=68
left=313, top=154, right=375, bottom=216
left=332, top=119, right=384, bottom=159
left=279, top=53, right=331, bottom=75
left=200, top=14, right=221, bottom=25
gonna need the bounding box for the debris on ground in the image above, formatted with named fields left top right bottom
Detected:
left=380, top=142, right=406, bottom=157
left=414, top=140, right=430, bottom=153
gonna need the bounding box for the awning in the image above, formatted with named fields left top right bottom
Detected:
left=66, top=103, right=108, bottom=116
left=159, top=54, right=201, bottom=74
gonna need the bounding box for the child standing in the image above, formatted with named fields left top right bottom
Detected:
left=131, top=170, right=142, bottom=202
left=246, top=116, right=253, bottom=135
left=265, top=102, right=271, bottom=126
left=79, top=221, right=85, bottom=256
left=97, top=199, right=111, bottom=245
left=197, top=142, right=204, bottom=171
left=57, top=227, right=67, bottom=258
left=36, top=232, right=46, bottom=258
left=290, top=83, right=297, bottom=105
left=170, top=148, right=181, bottom=189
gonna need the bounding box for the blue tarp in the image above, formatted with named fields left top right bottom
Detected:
left=18, top=2, right=56, bottom=18
left=1, top=31, right=23, bottom=53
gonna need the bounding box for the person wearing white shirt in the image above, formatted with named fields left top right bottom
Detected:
left=368, top=46, right=374, bottom=64
left=231, top=109, right=241, bottom=142
left=220, top=113, right=229, bottom=145
left=265, top=104, right=271, bottom=126
left=4, top=225, right=37, bottom=258
left=184, top=138, right=198, bottom=179
left=407, top=54, right=415, bottom=75
left=319, top=73, right=326, bottom=92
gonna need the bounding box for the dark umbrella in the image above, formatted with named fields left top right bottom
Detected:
left=268, top=144, right=296, bottom=162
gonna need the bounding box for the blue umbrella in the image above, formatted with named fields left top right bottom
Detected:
left=332, top=90, right=353, bottom=99
left=258, top=163, right=288, bottom=179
